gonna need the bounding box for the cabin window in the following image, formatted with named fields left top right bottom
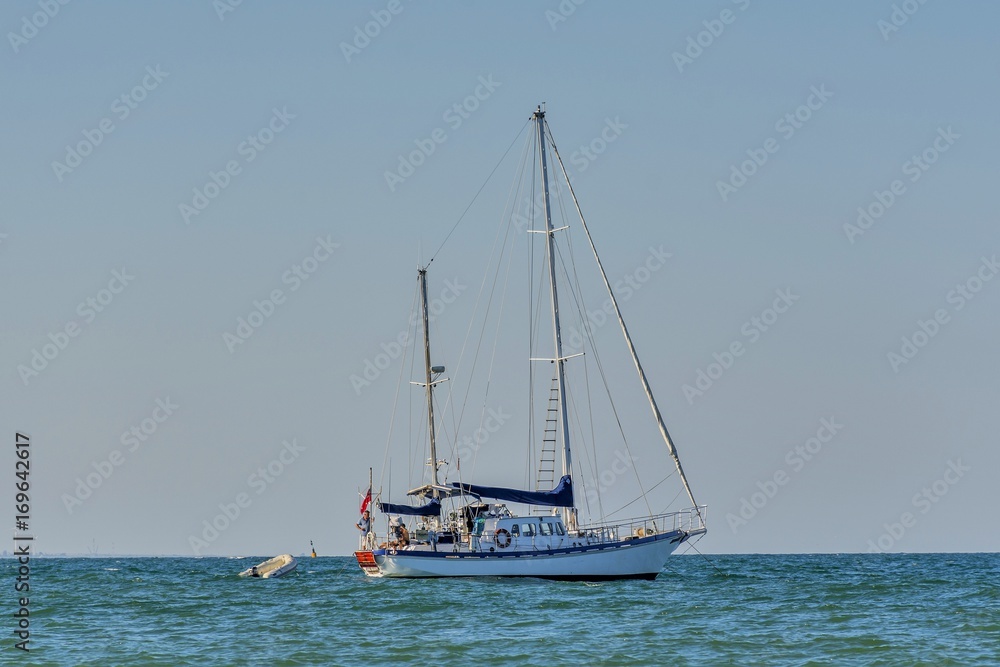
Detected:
left=540, top=523, right=553, bottom=536
left=510, top=524, right=519, bottom=536
left=554, top=523, right=565, bottom=536
left=520, top=523, right=536, bottom=537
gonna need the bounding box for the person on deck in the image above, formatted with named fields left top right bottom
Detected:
left=356, top=510, right=371, bottom=548
left=471, top=515, right=486, bottom=551
left=395, top=522, right=410, bottom=548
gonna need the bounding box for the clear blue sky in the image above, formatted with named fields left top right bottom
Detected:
left=2, top=1, right=998, bottom=556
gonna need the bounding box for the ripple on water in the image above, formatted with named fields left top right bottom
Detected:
left=9, top=553, right=1000, bottom=665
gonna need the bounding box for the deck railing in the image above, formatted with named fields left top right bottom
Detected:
left=574, top=505, right=708, bottom=544
left=362, top=505, right=708, bottom=551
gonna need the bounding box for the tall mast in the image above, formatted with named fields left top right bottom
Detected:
left=418, top=268, right=441, bottom=496
left=534, top=106, right=576, bottom=528
left=546, top=132, right=702, bottom=518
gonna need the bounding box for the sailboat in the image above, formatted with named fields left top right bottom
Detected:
left=354, top=106, right=706, bottom=580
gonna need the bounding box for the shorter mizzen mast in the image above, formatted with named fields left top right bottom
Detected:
left=543, top=120, right=701, bottom=518
left=417, top=267, right=444, bottom=501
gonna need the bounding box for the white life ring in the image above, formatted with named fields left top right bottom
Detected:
left=495, top=528, right=512, bottom=548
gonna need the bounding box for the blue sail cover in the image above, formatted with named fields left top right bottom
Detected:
left=378, top=498, right=441, bottom=516
left=449, top=475, right=573, bottom=508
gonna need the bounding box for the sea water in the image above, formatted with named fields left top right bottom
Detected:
left=4, top=553, right=998, bottom=665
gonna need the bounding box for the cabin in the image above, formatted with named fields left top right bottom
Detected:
left=479, top=516, right=570, bottom=552
left=406, top=503, right=575, bottom=553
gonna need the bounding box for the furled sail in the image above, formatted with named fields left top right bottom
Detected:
left=378, top=498, right=442, bottom=516
left=449, top=475, right=573, bottom=508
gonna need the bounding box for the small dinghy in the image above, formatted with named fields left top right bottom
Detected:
left=239, top=554, right=297, bottom=579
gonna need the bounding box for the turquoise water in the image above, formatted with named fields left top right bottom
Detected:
left=5, top=553, right=998, bottom=665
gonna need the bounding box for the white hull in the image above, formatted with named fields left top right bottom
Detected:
left=357, top=531, right=694, bottom=580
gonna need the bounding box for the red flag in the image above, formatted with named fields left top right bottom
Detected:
left=360, top=487, right=371, bottom=515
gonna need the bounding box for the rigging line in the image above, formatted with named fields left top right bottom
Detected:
left=434, top=391, right=451, bottom=458
left=526, top=293, right=547, bottom=490
left=563, top=377, right=597, bottom=519
left=603, top=473, right=674, bottom=519
left=449, top=161, right=522, bottom=484
left=553, top=213, right=603, bottom=521
left=659, top=486, right=686, bottom=515
left=527, top=234, right=573, bottom=485
left=682, top=536, right=729, bottom=578
left=334, top=557, right=354, bottom=576
left=526, top=169, right=535, bottom=491
left=412, top=389, right=428, bottom=489
left=408, top=285, right=425, bottom=490
left=423, top=126, right=527, bottom=489
left=547, top=238, right=600, bottom=503
left=433, top=391, right=454, bottom=481
left=428, top=118, right=531, bottom=266
left=526, top=136, right=539, bottom=490
left=527, top=296, right=550, bottom=492
left=553, top=239, right=653, bottom=518
left=440, top=129, right=533, bottom=460
left=441, top=127, right=531, bottom=413
left=378, top=279, right=421, bottom=495
left=472, top=184, right=521, bottom=472
left=581, top=353, right=604, bottom=522
left=527, top=232, right=549, bottom=447
left=464, top=197, right=518, bottom=486
left=447, top=366, right=459, bottom=467
left=546, top=118, right=702, bottom=517
left=429, top=297, right=460, bottom=481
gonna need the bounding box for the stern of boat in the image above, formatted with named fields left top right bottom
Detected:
left=354, top=550, right=382, bottom=576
